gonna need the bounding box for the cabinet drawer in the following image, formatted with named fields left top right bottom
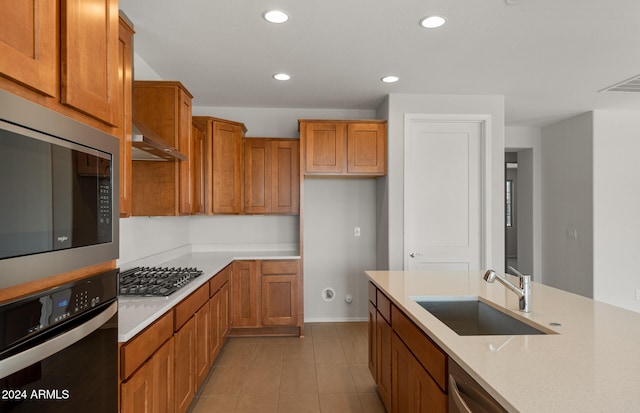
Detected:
left=210, top=265, right=231, bottom=296
left=368, top=282, right=377, bottom=305
left=121, top=311, right=173, bottom=380
left=174, top=283, right=209, bottom=331
left=261, top=260, right=299, bottom=275
left=392, top=305, right=447, bottom=391
left=376, top=290, right=391, bottom=324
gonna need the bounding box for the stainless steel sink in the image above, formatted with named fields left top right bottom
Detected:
left=415, top=297, right=549, bottom=336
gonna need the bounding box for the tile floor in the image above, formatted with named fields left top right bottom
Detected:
left=190, top=322, right=387, bottom=413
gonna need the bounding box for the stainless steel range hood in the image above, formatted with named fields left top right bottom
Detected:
left=131, top=118, right=187, bottom=161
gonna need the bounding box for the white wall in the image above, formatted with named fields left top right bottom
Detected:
left=505, top=126, right=542, bottom=281
left=189, top=215, right=299, bottom=251
left=303, top=179, right=377, bottom=322
left=541, top=113, right=594, bottom=298
left=118, top=216, right=191, bottom=266
left=377, top=94, right=505, bottom=271
left=592, top=110, right=640, bottom=312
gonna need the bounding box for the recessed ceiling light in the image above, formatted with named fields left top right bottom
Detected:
left=419, top=15, right=446, bottom=29
left=273, top=73, right=291, bottom=81
left=381, top=75, right=399, bottom=83
left=263, top=10, right=289, bottom=24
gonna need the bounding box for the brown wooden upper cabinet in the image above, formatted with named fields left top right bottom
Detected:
left=0, top=0, right=119, bottom=127
left=191, top=120, right=207, bottom=215
left=192, top=117, right=246, bottom=215
left=244, top=138, right=300, bottom=215
left=0, top=1, right=57, bottom=97
left=132, top=81, right=193, bottom=216
left=299, top=120, right=387, bottom=177
left=61, top=0, right=119, bottom=125
left=117, top=14, right=134, bottom=218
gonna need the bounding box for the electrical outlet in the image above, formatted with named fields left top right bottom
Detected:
left=354, top=227, right=361, bottom=237
left=635, top=289, right=640, bottom=301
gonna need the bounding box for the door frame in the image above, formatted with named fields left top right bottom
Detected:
left=403, top=113, right=493, bottom=270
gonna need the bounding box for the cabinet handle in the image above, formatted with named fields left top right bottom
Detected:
left=409, top=252, right=423, bottom=258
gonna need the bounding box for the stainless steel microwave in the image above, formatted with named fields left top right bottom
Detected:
left=0, top=90, right=119, bottom=289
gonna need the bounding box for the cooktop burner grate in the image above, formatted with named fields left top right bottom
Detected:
left=118, top=266, right=203, bottom=297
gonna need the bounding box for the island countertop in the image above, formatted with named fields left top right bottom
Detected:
left=365, top=270, right=640, bottom=413
left=118, top=250, right=299, bottom=342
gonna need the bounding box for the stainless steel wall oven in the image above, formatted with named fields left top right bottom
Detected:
left=0, top=269, right=118, bottom=413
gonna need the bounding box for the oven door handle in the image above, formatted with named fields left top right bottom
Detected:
left=0, top=301, right=117, bottom=380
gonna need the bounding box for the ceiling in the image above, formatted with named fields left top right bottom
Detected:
left=119, top=0, right=640, bottom=127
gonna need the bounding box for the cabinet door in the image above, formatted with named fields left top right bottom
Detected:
left=117, top=16, right=134, bottom=217
left=121, top=361, right=152, bottom=413
left=131, top=82, right=193, bottom=216
left=392, top=332, right=447, bottom=413
left=195, top=302, right=211, bottom=390
left=347, top=122, right=386, bottom=175
left=174, top=317, right=196, bottom=413
left=392, top=333, right=414, bottom=413
left=244, top=139, right=272, bottom=214
left=61, top=0, right=119, bottom=125
left=271, top=140, right=300, bottom=214
left=220, top=281, right=230, bottom=338
left=151, top=337, right=175, bottom=413
left=191, top=121, right=206, bottom=214
left=178, top=89, right=193, bottom=215
left=414, top=360, right=447, bottom=413
left=302, top=122, right=346, bottom=174
left=209, top=288, right=222, bottom=361
left=231, top=261, right=260, bottom=327
left=376, top=310, right=392, bottom=412
left=368, top=301, right=377, bottom=381
left=212, top=120, right=243, bottom=214
left=0, top=0, right=56, bottom=97
left=261, top=275, right=298, bottom=326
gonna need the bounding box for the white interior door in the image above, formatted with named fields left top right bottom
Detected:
left=405, top=117, right=485, bottom=271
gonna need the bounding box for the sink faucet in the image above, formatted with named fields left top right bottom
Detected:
left=483, top=267, right=531, bottom=312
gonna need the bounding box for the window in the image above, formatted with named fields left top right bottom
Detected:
left=506, top=180, right=513, bottom=227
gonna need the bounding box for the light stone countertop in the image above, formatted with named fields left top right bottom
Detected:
left=118, top=250, right=299, bottom=342
left=366, top=270, right=640, bottom=413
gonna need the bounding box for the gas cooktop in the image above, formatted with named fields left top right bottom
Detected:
left=118, top=266, right=203, bottom=297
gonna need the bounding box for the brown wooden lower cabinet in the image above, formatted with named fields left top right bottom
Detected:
left=369, top=282, right=448, bottom=413
left=368, top=300, right=377, bottom=382
left=195, top=298, right=212, bottom=390
left=121, top=336, right=175, bottom=413
left=210, top=264, right=231, bottom=362
left=376, top=309, right=392, bottom=411
left=261, top=274, right=298, bottom=326
left=121, top=361, right=151, bottom=413
left=120, top=267, right=232, bottom=413
left=230, top=259, right=301, bottom=336
left=152, top=337, right=175, bottom=413
left=391, top=332, right=447, bottom=413
left=174, top=316, right=196, bottom=413
left=232, top=260, right=260, bottom=327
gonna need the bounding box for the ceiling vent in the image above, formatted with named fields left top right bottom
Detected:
left=601, top=74, right=640, bottom=93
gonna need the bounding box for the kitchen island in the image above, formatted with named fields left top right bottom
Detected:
left=366, top=270, right=640, bottom=412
